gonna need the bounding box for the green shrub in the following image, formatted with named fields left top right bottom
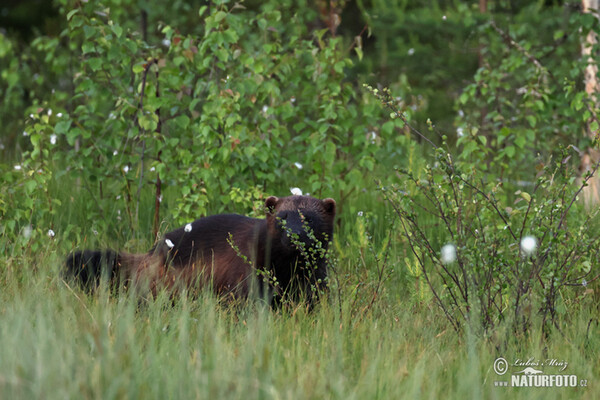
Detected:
left=2, top=0, right=400, bottom=248
left=370, top=86, right=600, bottom=338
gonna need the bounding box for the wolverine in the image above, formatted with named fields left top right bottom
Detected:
left=64, top=195, right=336, bottom=305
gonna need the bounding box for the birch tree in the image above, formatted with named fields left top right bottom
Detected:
left=582, top=0, right=600, bottom=204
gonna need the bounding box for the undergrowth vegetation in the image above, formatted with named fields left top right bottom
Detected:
left=1, top=0, right=600, bottom=398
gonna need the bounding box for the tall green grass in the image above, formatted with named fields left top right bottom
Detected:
left=1, top=159, right=598, bottom=399
left=0, top=247, right=597, bottom=399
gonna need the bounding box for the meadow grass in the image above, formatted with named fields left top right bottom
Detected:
left=0, top=246, right=597, bottom=400
left=1, top=169, right=598, bottom=399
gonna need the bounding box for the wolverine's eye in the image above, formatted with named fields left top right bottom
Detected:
left=300, top=213, right=312, bottom=223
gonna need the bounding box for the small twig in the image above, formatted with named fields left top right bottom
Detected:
left=556, top=159, right=600, bottom=232
left=396, top=213, right=460, bottom=333
left=490, top=20, right=552, bottom=79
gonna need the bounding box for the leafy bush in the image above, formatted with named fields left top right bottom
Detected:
left=370, top=86, right=600, bottom=337
left=455, top=7, right=594, bottom=177
left=1, top=0, right=402, bottom=248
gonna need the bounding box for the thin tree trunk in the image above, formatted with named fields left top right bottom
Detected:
left=479, top=0, right=487, bottom=67
left=581, top=0, right=600, bottom=205
left=478, top=0, right=489, bottom=156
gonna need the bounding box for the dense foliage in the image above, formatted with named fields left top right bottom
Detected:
left=1, top=1, right=599, bottom=397
left=1, top=0, right=599, bottom=339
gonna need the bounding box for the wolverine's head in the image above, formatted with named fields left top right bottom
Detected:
left=265, top=195, right=336, bottom=252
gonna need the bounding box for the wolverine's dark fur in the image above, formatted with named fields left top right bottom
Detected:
left=64, top=195, right=336, bottom=305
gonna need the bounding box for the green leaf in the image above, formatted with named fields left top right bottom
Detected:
left=82, top=42, right=95, bottom=54
left=174, top=115, right=190, bottom=129
left=520, top=192, right=531, bottom=203
left=88, top=57, right=102, bottom=71
left=138, top=114, right=158, bottom=131
left=354, top=47, right=363, bottom=61
left=514, top=135, right=526, bottom=149
left=132, top=62, right=145, bottom=74
left=214, top=11, right=227, bottom=22
left=504, top=146, right=516, bottom=158
left=83, top=25, right=96, bottom=40
left=67, top=9, right=79, bottom=20
left=30, top=133, right=41, bottom=148
left=382, top=121, right=395, bottom=136
left=24, top=179, right=37, bottom=194
left=54, top=120, right=72, bottom=135
left=112, top=25, right=123, bottom=38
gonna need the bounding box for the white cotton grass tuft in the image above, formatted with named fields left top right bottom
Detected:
left=290, top=187, right=303, bottom=196
left=23, top=225, right=33, bottom=239
left=520, top=235, right=537, bottom=256
left=184, top=223, right=192, bottom=232
left=50, top=134, right=57, bottom=145
left=165, top=239, right=175, bottom=248
left=293, top=162, right=303, bottom=170
left=47, top=229, right=55, bottom=238
left=368, top=131, right=377, bottom=144
left=440, top=244, right=456, bottom=264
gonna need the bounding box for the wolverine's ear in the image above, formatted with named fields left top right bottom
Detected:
left=265, top=196, right=279, bottom=214
left=322, top=198, right=336, bottom=215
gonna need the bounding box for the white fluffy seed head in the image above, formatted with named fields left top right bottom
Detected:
left=520, top=236, right=537, bottom=256
left=440, top=244, right=456, bottom=264
left=184, top=223, right=192, bottom=232
left=23, top=225, right=33, bottom=239
left=290, top=187, right=303, bottom=196
left=165, top=238, right=174, bottom=248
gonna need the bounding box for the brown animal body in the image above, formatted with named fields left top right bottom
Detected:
left=65, top=195, right=336, bottom=305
